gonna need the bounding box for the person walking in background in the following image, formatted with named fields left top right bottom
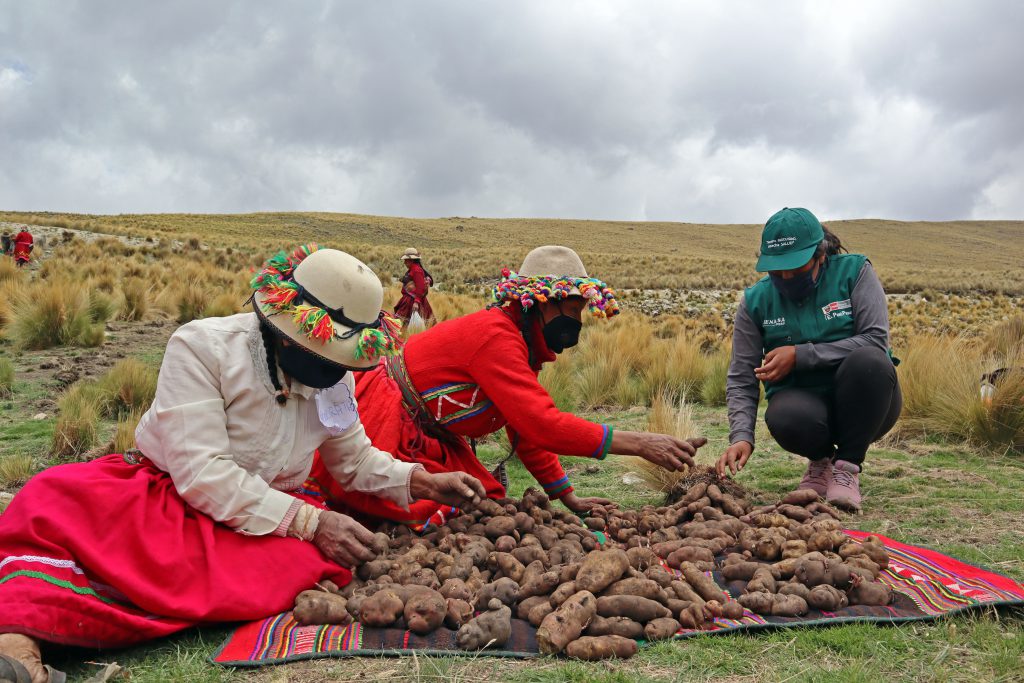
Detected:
left=1, top=231, right=12, bottom=257
left=717, top=208, right=901, bottom=512
left=12, top=227, right=33, bottom=267
left=393, top=247, right=434, bottom=329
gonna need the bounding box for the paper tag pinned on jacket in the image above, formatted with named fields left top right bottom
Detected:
left=315, top=382, right=359, bottom=435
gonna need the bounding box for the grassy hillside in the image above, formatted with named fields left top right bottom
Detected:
left=2, top=211, right=1023, bottom=294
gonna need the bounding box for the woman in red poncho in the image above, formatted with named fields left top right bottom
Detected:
left=393, top=247, right=434, bottom=327
left=12, top=227, right=33, bottom=267
left=0, top=245, right=483, bottom=683
left=307, top=245, right=706, bottom=528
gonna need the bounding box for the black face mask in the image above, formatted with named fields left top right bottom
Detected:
left=770, top=263, right=822, bottom=302
left=277, top=343, right=348, bottom=389
left=542, top=314, right=582, bottom=354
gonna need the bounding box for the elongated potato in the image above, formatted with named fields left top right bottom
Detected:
left=644, top=617, right=681, bottom=641
left=585, top=615, right=644, bottom=639
left=575, top=549, right=630, bottom=593
left=596, top=595, right=671, bottom=622
left=537, top=590, right=598, bottom=654
left=565, top=635, right=638, bottom=661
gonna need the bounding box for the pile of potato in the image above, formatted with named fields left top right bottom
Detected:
left=292, top=482, right=894, bottom=661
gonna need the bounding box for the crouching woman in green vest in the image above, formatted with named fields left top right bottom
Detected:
left=716, top=207, right=901, bottom=511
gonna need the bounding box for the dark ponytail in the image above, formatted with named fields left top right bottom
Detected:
left=817, top=225, right=846, bottom=258
left=259, top=321, right=288, bottom=405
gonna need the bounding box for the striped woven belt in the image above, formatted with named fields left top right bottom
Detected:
left=383, top=352, right=430, bottom=421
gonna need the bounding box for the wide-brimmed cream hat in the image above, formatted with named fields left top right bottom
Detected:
left=492, top=245, right=620, bottom=319
left=401, top=247, right=422, bottom=261
left=252, top=245, right=401, bottom=369
left=518, top=245, right=588, bottom=295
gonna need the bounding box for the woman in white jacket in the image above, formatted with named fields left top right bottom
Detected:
left=0, top=245, right=484, bottom=683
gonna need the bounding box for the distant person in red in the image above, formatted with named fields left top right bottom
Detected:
left=393, top=247, right=434, bottom=328
left=12, top=228, right=33, bottom=267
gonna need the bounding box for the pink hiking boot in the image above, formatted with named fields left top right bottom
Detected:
left=798, top=458, right=832, bottom=497
left=828, top=460, right=862, bottom=511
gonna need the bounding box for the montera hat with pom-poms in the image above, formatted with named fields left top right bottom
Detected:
left=492, top=245, right=620, bottom=319
left=250, top=244, right=403, bottom=369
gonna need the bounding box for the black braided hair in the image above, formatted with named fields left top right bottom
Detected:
left=259, top=321, right=288, bottom=405
left=816, top=225, right=847, bottom=259
left=519, top=306, right=537, bottom=368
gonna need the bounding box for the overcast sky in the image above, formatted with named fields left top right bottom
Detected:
left=1, top=1, right=1022, bottom=222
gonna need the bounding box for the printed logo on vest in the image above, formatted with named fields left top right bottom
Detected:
left=763, top=317, right=786, bottom=328
left=764, top=236, right=797, bottom=250
left=821, top=299, right=852, bottom=321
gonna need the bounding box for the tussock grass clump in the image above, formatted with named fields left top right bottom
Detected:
left=631, top=392, right=697, bottom=490
left=699, top=344, right=731, bottom=407
left=176, top=280, right=209, bottom=323
left=9, top=279, right=105, bottom=350
left=120, top=278, right=149, bottom=321
left=112, top=409, right=143, bottom=453
left=88, top=289, right=118, bottom=323
left=0, top=357, right=13, bottom=398
left=895, top=335, right=1024, bottom=454
left=203, top=292, right=241, bottom=319
left=984, top=314, right=1024, bottom=359
left=0, top=258, right=21, bottom=284
left=51, top=381, right=102, bottom=458
left=99, top=359, right=158, bottom=418
left=0, top=454, right=35, bottom=488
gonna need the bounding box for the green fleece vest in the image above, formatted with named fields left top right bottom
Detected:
left=744, top=253, right=867, bottom=398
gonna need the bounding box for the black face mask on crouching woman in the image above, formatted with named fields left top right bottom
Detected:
left=542, top=309, right=583, bottom=354
left=277, top=342, right=348, bottom=389
left=770, top=258, right=825, bottom=302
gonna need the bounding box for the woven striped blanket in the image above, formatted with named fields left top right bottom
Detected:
left=212, top=531, right=1024, bottom=666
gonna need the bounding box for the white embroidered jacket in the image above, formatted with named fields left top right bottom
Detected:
left=134, top=313, right=419, bottom=536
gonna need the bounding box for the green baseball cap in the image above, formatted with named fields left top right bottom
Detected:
left=755, top=207, right=824, bottom=272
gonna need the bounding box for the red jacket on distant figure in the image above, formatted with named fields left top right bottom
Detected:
left=394, top=261, right=433, bottom=323
left=306, top=305, right=613, bottom=528
left=13, top=230, right=33, bottom=264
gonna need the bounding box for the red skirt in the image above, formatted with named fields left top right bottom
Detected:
left=0, top=455, right=350, bottom=648
left=306, top=365, right=504, bottom=529
left=393, top=293, right=434, bottom=324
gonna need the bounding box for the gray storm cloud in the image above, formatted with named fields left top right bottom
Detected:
left=0, top=0, right=1021, bottom=222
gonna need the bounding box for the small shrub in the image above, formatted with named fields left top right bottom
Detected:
left=177, top=280, right=209, bottom=323
left=699, top=344, right=730, bottom=406
left=0, top=258, right=21, bottom=284
left=88, top=289, right=117, bottom=323
left=51, top=381, right=101, bottom=458
left=203, top=292, right=240, bottom=318
left=0, top=454, right=35, bottom=488
left=98, top=359, right=158, bottom=418
left=120, top=278, right=149, bottom=321
left=9, top=279, right=97, bottom=350
left=112, top=409, right=143, bottom=453
left=0, top=357, right=13, bottom=398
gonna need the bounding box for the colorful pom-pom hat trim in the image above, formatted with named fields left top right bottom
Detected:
left=491, top=270, right=620, bottom=318
left=251, top=244, right=403, bottom=368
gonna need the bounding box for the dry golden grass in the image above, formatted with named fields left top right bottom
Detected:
left=0, top=454, right=34, bottom=488
left=8, top=277, right=105, bottom=350
left=893, top=335, right=1024, bottom=454
left=98, top=359, right=158, bottom=418
left=51, top=381, right=101, bottom=458
left=4, top=211, right=1023, bottom=294
left=0, top=356, right=13, bottom=399
left=626, top=391, right=699, bottom=493
left=112, top=409, right=143, bottom=454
